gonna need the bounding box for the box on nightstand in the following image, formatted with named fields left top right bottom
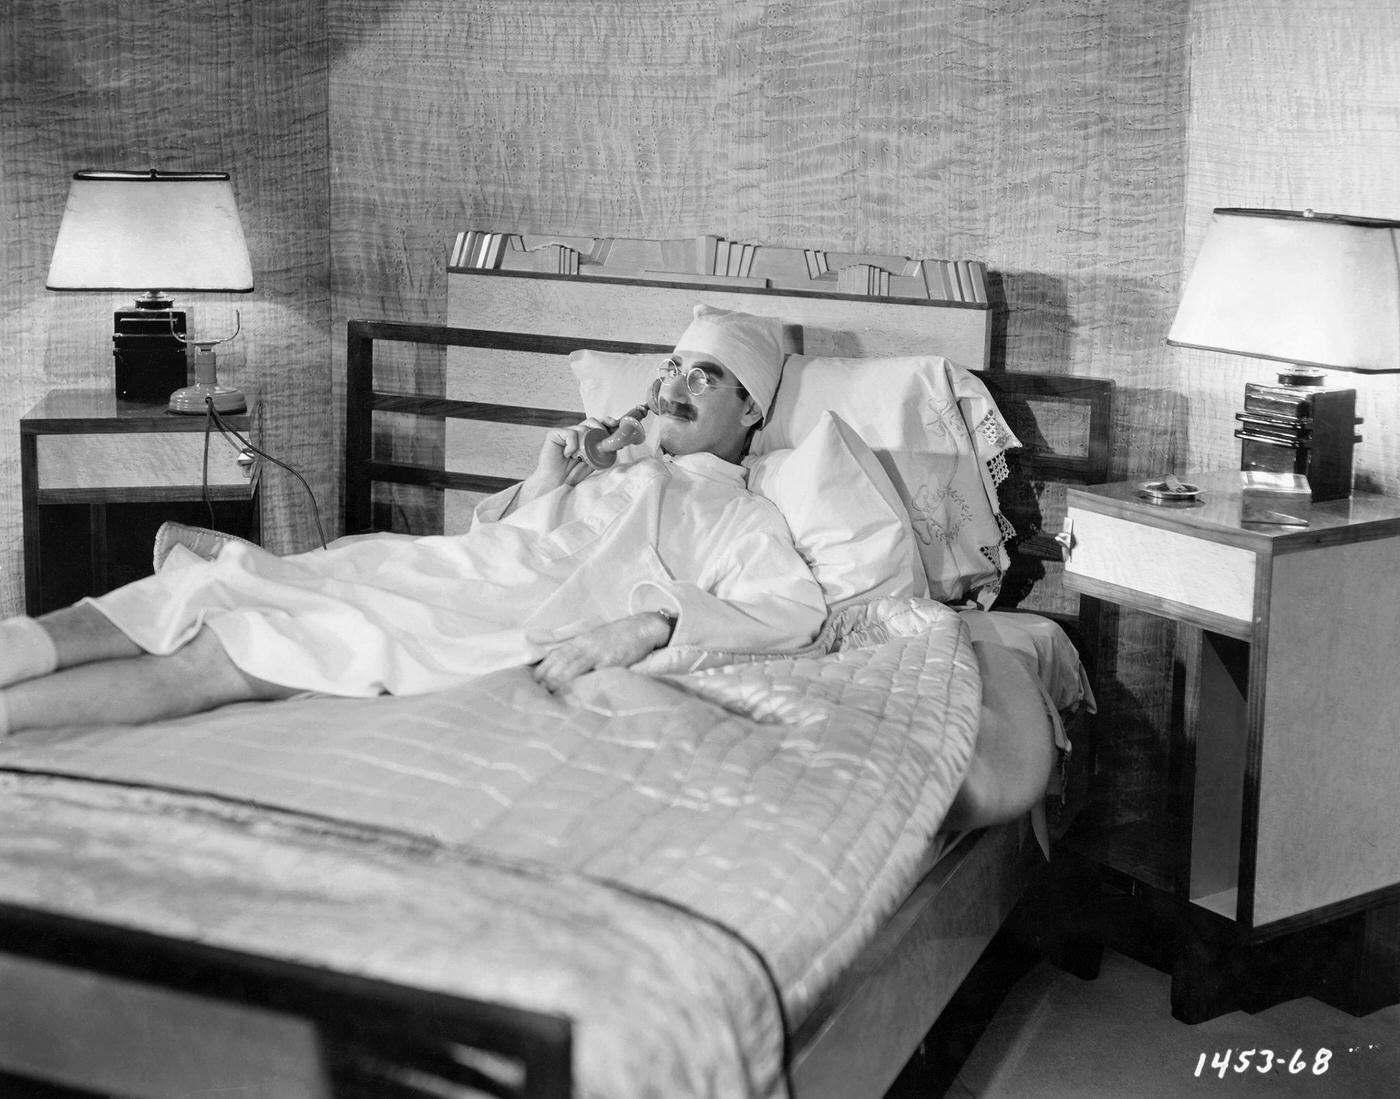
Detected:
left=1239, top=471, right=1311, bottom=526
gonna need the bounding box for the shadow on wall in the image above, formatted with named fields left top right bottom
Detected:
left=987, top=270, right=1072, bottom=375
left=993, top=268, right=1195, bottom=474
left=994, top=382, right=1191, bottom=598
left=1112, top=385, right=1191, bottom=483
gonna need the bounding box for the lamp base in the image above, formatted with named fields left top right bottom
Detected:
left=114, top=307, right=187, bottom=402
left=1234, top=374, right=1359, bottom=501
left=168, top=382, right=247, bottom=415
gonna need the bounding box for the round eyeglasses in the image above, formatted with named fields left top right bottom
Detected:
left=656, top=357, right=746, bottom=398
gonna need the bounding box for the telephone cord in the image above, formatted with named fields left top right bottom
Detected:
left=200, top=398, right=329, bottom=551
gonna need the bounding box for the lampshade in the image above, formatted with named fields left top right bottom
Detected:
left=1167, top=208, right=1400, bottom=374
left=46, top=169, right=253, bottom=297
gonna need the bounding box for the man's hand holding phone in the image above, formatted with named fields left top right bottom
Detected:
left=507, top=416, right=619, bottom=513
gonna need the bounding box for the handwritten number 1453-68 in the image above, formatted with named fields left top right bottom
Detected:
left=1193, top=1048, right=1331, bottom=1078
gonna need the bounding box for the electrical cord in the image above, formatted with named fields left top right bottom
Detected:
left=201, top=415, right=217, bottom=530
left=200, top=397, right=329, bottom=551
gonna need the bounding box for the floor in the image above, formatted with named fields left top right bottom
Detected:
left=886, top=937, right=1400, bottom=1098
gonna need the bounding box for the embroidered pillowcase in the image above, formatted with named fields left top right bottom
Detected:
left=751, top=354, right=1020, bottom=606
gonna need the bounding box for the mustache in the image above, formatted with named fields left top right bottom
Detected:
left=655, top=397, right=700, bottom=420
left=654, top=398, right=697, bottom=420
left=648, top=382, right=697, bottom=420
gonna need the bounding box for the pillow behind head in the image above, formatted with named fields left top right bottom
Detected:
left=744, top=410, right=927, bottom=610
left=569, top=349, right=662, bottom=464
left=752, top=354, right=1020, bottom=606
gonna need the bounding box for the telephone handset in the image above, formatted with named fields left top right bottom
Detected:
left=578, top=401, right=651, bottom=470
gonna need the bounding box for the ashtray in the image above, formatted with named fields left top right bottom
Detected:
left=1138, top=478, right=1202, bottom=505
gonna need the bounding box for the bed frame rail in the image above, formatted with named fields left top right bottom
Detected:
left=0, top=899, right=570, bottom=1099
left=344, top=318, right=675, bottom=532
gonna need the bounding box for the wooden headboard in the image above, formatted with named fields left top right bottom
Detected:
left=345, top=232, right=1112, bottom=614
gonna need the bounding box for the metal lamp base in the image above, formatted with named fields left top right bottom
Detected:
left=1233, top=369, right=1359, bottom=501
left=168, top=382, right=247, bottom=415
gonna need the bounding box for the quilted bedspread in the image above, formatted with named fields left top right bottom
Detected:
left=0, top=597, right=980, bottom=1099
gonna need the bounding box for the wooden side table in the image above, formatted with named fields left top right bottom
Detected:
left=1059, top=469, right=1400, bottom=1020
left=20, top=390, right=261, bottom=615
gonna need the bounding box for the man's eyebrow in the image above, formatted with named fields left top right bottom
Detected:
left=689, top=359, right=726, bottom=379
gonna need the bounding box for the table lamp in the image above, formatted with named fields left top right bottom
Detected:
left=1167, top=208, right=1400, bottom=500
left=46, top=169, right=254, bottom=411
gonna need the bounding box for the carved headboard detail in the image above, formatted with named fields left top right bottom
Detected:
left=449, top=231, right=989, bottom=304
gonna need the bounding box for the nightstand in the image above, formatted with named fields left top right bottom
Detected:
left=20, top=389, right=261, bottom=615
left=1060, top=469, right=1400, bottom=1020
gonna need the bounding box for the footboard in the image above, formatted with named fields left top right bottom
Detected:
left=0, top=898, right=571, bottom=1099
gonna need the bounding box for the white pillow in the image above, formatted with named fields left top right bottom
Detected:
left=569, top=349, right=662, bottom=464
left=752, top=354, right=1020, bottom=605
left=744, top=411, right=927, bottom=609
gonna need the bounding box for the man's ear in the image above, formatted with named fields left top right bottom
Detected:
left=741, top=399, right=763, bottom=428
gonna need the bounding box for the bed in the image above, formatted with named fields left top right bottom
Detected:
left=0, top=233, right=1112, bottom=1099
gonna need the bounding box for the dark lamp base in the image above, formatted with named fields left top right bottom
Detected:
left=114, top=308, right=187, bottom=402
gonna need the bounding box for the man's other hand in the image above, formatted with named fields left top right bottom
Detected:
left=531, top=611, right=674, bottom=692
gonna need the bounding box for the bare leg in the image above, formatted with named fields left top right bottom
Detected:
left=944, top=640, right=1056, bottom=832
left=38, top=603, right=143, bottom=666
left=4, top=628, right=298, bottom=734
left=0, top=603, right=151, bottom=690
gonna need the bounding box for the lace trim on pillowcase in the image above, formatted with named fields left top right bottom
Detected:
left=969, top=409, right=1020, bottom=605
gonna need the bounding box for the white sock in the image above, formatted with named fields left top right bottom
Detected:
left=0, top=617, right=59, bottom=687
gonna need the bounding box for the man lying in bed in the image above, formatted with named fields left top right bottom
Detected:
left=0, top=305, right=828, bottom=733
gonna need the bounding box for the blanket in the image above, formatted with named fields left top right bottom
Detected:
left=0, top=597, right=980, bottom=1099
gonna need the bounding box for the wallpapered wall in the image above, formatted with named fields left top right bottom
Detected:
left=329, top=0, right=1192, bottom=462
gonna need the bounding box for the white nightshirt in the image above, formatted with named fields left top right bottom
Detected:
left=88, top=452, right=827, bottom=697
